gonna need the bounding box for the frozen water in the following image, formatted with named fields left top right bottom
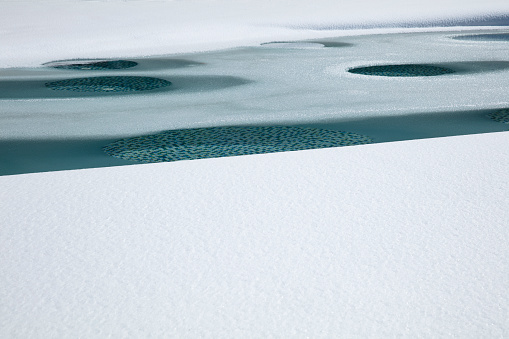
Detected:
left=47, top=60, right=138, bottom=70
left=1, top=106, right=507, bottom=175
left=1, top=29, right=509, bottom=174
left=347, top=64, right=456, bottom=77
left=102, top=126, right=372, bottom=163
left=488, top=108, right=509, bottom=123
left=0, top=74, right=250, bottom=99
left=452, top=32, right=509, bottom=41
left=45, top=76, right=172, bottom=93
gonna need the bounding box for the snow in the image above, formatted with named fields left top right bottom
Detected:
left=1, top=0, right=509, bottom=337
left=1, top=0, right=509, bottom=68
left=2, top=132, right=509, bottom=337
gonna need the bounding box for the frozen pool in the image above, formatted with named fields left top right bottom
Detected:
left=1, top=29, right=508, bottom=175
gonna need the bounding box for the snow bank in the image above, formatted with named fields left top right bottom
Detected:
left=2, top=132, right=509, bottom=337
left=1, top=0, right=509, bottom=67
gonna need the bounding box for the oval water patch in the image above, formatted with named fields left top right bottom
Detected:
left=487, top=109, right=509, bottom=124
left=348, top=64, right=455, bottom=77
left=103, top=126, right=373, bottom=163
left=45, top=76, right=171, bottom=92
left=48, top=60, right=138, bottom=70
left=452, top=33, right=509, bottom=42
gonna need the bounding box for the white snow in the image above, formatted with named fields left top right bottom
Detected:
left=1, top=0, right=509, bottom=337
left=1, top=0, right=509, bottom=67
left=2, top=132, right=509, bottom=337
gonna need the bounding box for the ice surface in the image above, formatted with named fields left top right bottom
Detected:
left=2, top=30, right=509, bottom=174
left=452, top=32, right=509, bottom=41
left=1, top=0, right=509, bottom=337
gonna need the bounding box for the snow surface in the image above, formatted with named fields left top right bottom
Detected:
left=1, top=0, right=509, bottom=337
left=1, top=0, right=509, bottom=68
left=2, top=132, right=509, bottom=337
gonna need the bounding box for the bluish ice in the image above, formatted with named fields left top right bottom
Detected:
left=1, top=29, right=509, bottom=175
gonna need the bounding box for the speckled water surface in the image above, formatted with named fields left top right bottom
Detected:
left=45, top=76, right=171, bottom=92
left=488, top=109, right=509, bottom=123
left=103, top=126, right=373, bottom=163
left=348, top=64, right=456, bottom=77
left=452, top=33, right=509, bottom=41
left=49, top=60, right=138, bottom=70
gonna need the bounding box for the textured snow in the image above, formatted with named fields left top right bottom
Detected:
left=1, top=0, right=509, bottom=68
left=1, top=0, right=509, bottom=337
left=2, top=132, right=509, bottom=337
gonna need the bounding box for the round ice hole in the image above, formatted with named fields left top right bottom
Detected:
left=348, top=64, right=455, bottom=77
left=487, top=109, right=509, bottom=124
left=453, top=33, right=509, bottom=42
left=49, top=60, right=138, bottom=70
left=45, top=76, right=171, bottom=92
left=103, top=126, right=373, bottom=163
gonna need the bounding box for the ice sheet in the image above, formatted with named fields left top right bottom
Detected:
left=2, top=30, right=509, bottom=174
left=3, top=30, right=509, bottom=138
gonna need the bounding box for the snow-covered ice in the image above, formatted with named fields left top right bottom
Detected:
left=1, top=0, right=509, bottom=337
left=1, top=0, right=508, bottom=68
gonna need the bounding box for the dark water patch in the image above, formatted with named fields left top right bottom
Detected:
left=288, top=14, right=509, bottom=30
left=1, top=109, right=507, bottom=176
left=348, top=64, right=455, bottom=77
left=103, top=126, right=372, bottom=163
left=47, top=60, right=138, bottom=70
left=43, top=58, right=203, bottom=72
left=487, top=109, right=509, bottom=123
left=0, top=75, right=251, bottom=99
left=452, top=33, right=509, bottom=41
left=45, top=76, right=171, bottom=93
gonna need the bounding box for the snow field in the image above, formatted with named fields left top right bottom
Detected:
left=1, top=131, right=509, bottom=337
left=1, top=0, right=509, bottom=68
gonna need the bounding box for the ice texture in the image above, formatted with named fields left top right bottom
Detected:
left=2, top=29, right=509, bottom=174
